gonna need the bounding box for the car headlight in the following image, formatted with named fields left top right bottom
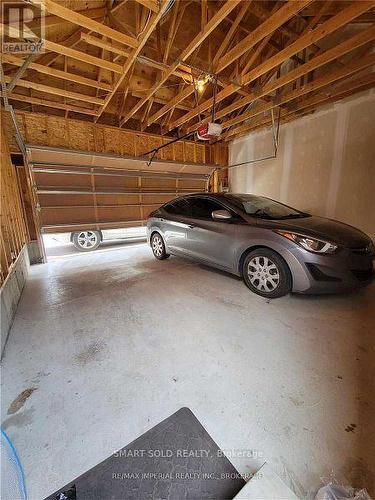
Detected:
left=275, top=231, right=338, bottom=254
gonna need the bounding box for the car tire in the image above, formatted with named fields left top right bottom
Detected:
left=242, top=248, right=292, bottom=298
left=151, top=232, right=170, bottom=260
left=72, top=230, right=101, bottom=252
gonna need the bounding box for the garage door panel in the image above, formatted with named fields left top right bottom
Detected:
left=140, top=177, right=176, bottom=189
left=94, top=175, right=139, bottom=189
left=39, top=193, right=94, bottom=207
left=141, top=194, right=176, bottom=205
left=97, top=206, right=144, bottom=223
left=35, top=172, right=91, bottom=189
left=27, top=146, right=218, bottom=232
left=96, top=194, right=140, bottom=205
left=41, top=207, right=96, bottom=225
left=178, top=179, right=207, bottom=190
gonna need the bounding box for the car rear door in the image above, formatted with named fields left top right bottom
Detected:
left=184, top=197, right=241, bottom=271
left=161, top=198, right=193, bottom=255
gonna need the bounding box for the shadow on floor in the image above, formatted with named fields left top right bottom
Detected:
left=45, top=237, right=147, bottom=259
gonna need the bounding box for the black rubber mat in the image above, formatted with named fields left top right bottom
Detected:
left=46, top=407, right=245, bottom=500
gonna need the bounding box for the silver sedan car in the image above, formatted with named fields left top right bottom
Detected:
left=147, top=193, right=374, bottom=298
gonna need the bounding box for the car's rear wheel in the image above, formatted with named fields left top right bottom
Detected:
left=242, top=249, right=292, bottom=298
left=151, top=232, right=170, bottom=260
left=72, top=230, right=101, bottom=251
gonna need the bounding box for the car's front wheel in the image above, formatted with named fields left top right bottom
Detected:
left=151, top=232, right=170, bottom=260
left=72, top=230, right=101, bottom=251
left=242, top=248, right=292, bottom=298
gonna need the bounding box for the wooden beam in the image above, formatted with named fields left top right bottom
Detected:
left=80, top=33, right=194, bottom=83
left=96, top=2, right=171, bottom=121
left=2, top=53, right=113, bottom=92
left=3, top=75, right=105, bottom=105
left=146, top=85, right=195, bottom=127
left=163, top=0, right=186, bottom=65
left=120, top=0, right=242, bottom=127
left=212, top=1, right=252, bottom=70
left=2, top=93, right=98, bottom=115
left=285, top=72, right=375, bottom=116
left=1, top=24, right=124, bottom=74
left=228, top=72, right=375, bottom=140
left=28, top=7, right=106, bottom=31
left=216, top=0, right=313, bottom=73
left=80, top=33, right=129, bottom=58
left=248, top=2, right=321, bottom=57
left=223, top=52, right=375, bottom=139
left=241, top=0, right=375, bottom=87
left=34, top=0, right=139, bottom=48
left=210, top=23, right=375, bottom=128
left=44, top=39, right=123, bottom=74
left=134, top=0, right=159, bottom=13
left=168, top=0, right=375, bottom=132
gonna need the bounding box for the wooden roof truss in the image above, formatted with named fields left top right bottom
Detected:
left=1, top=0, right=375, bottom=141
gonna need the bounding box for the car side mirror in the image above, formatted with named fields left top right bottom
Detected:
left=212, top=209, right=232, bottom=221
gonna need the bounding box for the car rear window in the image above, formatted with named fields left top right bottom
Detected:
left=163, top=199, right=192, bottom=216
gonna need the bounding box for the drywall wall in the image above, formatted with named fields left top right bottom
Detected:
left=229, top=89, right=375, bottom=237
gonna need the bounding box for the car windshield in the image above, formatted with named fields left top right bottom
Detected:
left=224, top=194, right=309, bottom=220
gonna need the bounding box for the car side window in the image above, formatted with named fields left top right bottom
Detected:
left=163, top=199, right=192, bottom=217
left=189, top=198, right=227, bottom=220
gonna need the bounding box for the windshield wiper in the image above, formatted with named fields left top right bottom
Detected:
left=277, top=213, right=310, bottom=219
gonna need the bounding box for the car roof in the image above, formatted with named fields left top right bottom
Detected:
left=182, top=192, right=228, bottom=199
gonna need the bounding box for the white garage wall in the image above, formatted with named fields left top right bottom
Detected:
left=229, top=89, right=375, bottom=237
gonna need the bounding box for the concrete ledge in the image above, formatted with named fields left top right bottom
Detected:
left=1, top=245, right=30, bottom=358
left=28, top=240, right=44, bottom=264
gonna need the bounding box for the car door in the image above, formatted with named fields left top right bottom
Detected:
left=160, top=198, right=193, bottom=255
left=184, top=197, right=241, bottom=271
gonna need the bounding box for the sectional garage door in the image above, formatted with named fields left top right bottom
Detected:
left=26, top=145, right=219, bottom=233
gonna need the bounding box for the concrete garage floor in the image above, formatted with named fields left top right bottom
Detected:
left=1, top=242, right=375, bottom=499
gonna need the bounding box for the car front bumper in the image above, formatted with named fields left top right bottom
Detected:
left=290, top=247, right=374, bottom=294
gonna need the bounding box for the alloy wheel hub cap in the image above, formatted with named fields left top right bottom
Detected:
left=152, top=236, right=163, bottom=256
left=78, top=231, right=97, bottom=248
left=248, top=256, right=280, bottom=292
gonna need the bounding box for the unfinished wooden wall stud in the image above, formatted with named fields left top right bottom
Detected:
left=0, top=117, right=29, bottom=285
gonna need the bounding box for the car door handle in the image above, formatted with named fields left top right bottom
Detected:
left=188, top=224, right=195, bottom=229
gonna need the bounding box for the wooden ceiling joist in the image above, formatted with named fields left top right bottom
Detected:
left=33, top=0, right=139, bottom=48
left=1, top=93, right=98, bottom=116
left=27, top=7, right=106, bottom=31
left=216, top=0, right=313, bottom=73
left=80, top=33, right=194, bottom=83
left=212, top=1, right=253, bottom=71
left=134, top=0, right=160, bottom=13
left=2, top=54, right=113, bottom=92
left=229, top=71, right=375, bottom=140
left=241, top=0, right=375, bottom=87
left=95, top=1, right=172, bottom=121
left=1, top=23, right=124, bottom=74
left=119, top=0, right=242, bottom=127
left=223, top=52, right=375, bottom=139
left=3, top=75, right=105, bottom=106
left=1, top=0, right=374, bottom=140
left=43, top=39, right=123, bottom=73
left=168, top=0, right=375, bottom=133
left=191, top=23, right=375, bottom=132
